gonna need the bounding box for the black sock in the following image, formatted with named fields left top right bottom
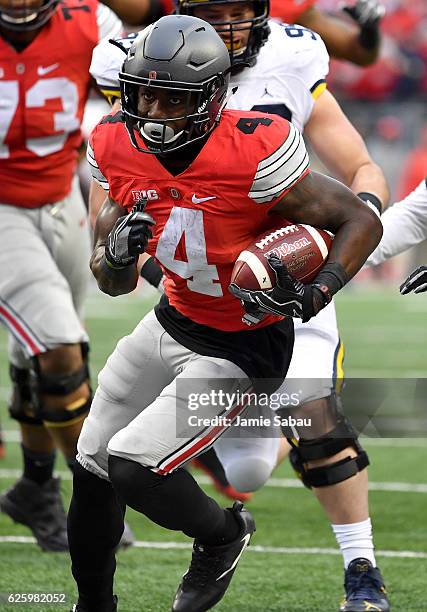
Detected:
left=22, top=444, right=55, bottom=485
left=204, top=508, right=240, bottom=547
left=108, top=456, right=240, bottom=546
left=68, top=462, right=124, bottom=610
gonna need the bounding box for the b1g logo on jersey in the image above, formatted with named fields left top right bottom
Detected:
left=131, top=189, right=159, bottom=202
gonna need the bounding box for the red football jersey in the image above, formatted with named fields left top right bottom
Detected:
left=89, top=110, right=310, bottom=331
left=0, top=0, right=111, bottom=207
left=270, top=0, right=316, bottom=23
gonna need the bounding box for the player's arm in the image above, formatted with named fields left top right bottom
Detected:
left=367, top=180, right=427, bottom=267
left=240, top=171, right=382, bottom=323
left=90, top=197, right=154, bottom=296
left=305, top=89, right=389, bottom=209
left=89, top=179, right=108, bottom=229
left=299, top=1, right=384, bottom=66
left=273, top=171, right=382, bottom=280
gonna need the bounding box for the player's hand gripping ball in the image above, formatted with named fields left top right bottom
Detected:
left=229, top=223, right=333, bottom=324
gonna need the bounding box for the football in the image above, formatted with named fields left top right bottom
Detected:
left=231, top=222, right=333, bottom=290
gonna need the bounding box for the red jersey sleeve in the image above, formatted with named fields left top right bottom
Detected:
left=246, top=120, right=310, bottom=206
left=270, top=0, right=316, bottom=23
left=87, top=128, right=110, bottom=192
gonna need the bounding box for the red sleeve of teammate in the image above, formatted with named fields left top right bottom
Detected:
left=160, top=0, right=173, bottom=15
left=270, top=0, right=316, bottom=23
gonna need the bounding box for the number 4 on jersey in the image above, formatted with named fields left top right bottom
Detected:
left=155, top=207, right=223, bottom=297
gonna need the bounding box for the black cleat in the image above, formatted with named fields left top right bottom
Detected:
left=71, top=595, right=118, bottom=611
left=340, top=558, right=390, bottom=611
left=0, top=476, right=68, bottom=552
left=172, top=502, right=255, bottom=612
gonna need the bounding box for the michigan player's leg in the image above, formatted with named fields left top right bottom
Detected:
left=0, top=182, right=92, bottom=551
left=277, top=310, right=389, bottom=612
left=70, top=310, right=256, bottom=612
left=214, top=404, right=280, bottom=494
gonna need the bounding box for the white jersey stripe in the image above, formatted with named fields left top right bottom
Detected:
left=86, top=142, right=97, bottom=166
left=254, top=138, right=306, bottom=186
left=250, top=155, right=309, bottom=203
left=249, top=123, right=309, bottom=204
left=87, top=142, right=110, bottom=190
left=0, top=299, right=46, bottom=356
left=254, top=130, right=300, bottom=181
left=256, top=123, right=298, bottom=173
left=250, top=160, right=307, bottom=199
left=96, top=4, right=122, bottom=44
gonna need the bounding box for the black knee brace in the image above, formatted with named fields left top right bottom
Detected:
left=8, top=364, right=43, bottom=426
left=29, top=343, right=92, bottom=426
left=282, top=394, right=369, bottom=488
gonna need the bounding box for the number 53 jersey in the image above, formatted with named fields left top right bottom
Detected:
left=0, top=0, right=121, bottom=207
left=88, top=109, right=310, bottom=332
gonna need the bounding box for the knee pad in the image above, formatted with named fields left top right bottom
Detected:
left=29, top=343, right=92, bottom=426
left=283, top=394, right=369, bottom=488
left=225, top=456, right=273, bottom=492
left=8, top=364, right=43, bottom=425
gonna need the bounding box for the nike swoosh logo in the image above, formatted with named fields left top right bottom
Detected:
left=216, top=533, right=251, bottom=581
left=37, top=63, right=59, bottom=76
left=191, top=194, right=217, bottom=204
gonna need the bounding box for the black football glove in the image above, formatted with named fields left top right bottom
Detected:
left=400, top=266, right=427, bottom=295
left=342, top=0, right=385, bottom=50
left=229, top=254, right=330, bottom=324
left=105, top=211, right=155, bottom=269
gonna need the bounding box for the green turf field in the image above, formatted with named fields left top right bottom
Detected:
left=0, top=286, right=426, bottom=611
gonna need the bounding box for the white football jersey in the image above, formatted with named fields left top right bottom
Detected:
left=90, top=31, right=140, bottom=103
left=90, top=20, right=329, bottom=130
left=228, top=20, right=329, bottom=131
left=367, top=179, right=427, bottom=267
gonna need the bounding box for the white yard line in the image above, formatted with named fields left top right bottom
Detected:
left=0, top=469, right=426, bottom=493
left=0, top=536, right=425, bottom=559
left=2, top=429, right=427, bottom=448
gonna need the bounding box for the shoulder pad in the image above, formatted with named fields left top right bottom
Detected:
left=100, top=111, right=124, bottom=125
left=90, top=33, right=140, bottom=103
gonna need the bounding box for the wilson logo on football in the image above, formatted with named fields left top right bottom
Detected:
left=263, top=237, right=311, bottom=260
left=132, top=189, right=159, bottom=202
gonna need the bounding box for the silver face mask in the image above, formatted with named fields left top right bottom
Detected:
left=140, top=122, right=184, bottom=146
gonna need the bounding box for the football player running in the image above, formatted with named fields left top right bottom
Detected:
left=89, top=2, right=390, bottom=610
left=0, top=0, right=138, bottom=552
left=270, top=0, right=385, bottom=66
left=70, top=14, right=382, bottom=612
